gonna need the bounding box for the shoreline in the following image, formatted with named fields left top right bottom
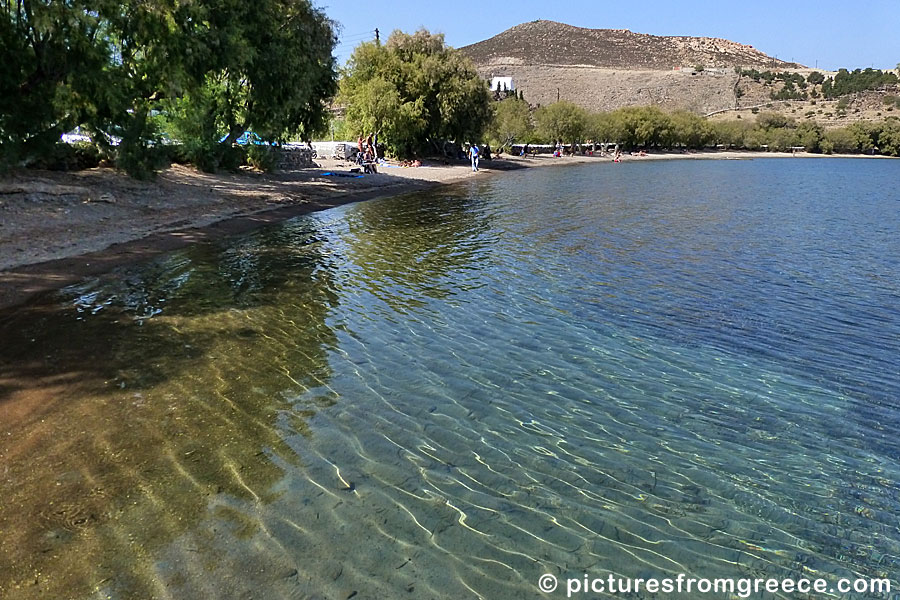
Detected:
left=0, top=149, right=892, bottom=311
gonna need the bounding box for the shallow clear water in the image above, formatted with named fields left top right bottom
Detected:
left=1, top=158, right=899, bottom=599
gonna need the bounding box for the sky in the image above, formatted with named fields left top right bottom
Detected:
left=316, top=0, right=900, bottom=72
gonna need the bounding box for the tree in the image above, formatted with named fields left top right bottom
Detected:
left=821, top=127, right=858, bottom=154
left=795, top=121, right=824, bottom=152
left=339, top=29, right=492, bottom=158
left=879, top=119, right=900, bottom=156
left=756, top=112, right=793, bottom=129
left=848, top=122, right=880, bottom=152
left=534, top=101, right=588, bottom=149
left=710, top=119, right=750, bottom=149
left=488, top=97, right=533, bottom=151
left=587, top=112, right=622, bottom=146
left=1, top=0, right=337, bottom=177
left=612, top=106, right=672, bottom=149
left=668, top=110, right=709, bottom=148
left=164, top=0, right=338, bottom=172
left=0, top=0, right=113, bottom=169
left=807, top=71, right=825, bottom=85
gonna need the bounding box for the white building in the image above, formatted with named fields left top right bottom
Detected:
left=490, top=76, right=515, bottom=92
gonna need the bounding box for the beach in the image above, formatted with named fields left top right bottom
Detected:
left=0, top=150, right=891, bottom=310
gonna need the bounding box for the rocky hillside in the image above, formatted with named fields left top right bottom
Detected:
left=456, top=21, right=831, bottom=117
left=461, top=20, right=804, bottom=71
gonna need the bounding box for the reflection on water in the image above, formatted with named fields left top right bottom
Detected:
left=1, top=159, right=899, bottom=599
left=0, top=222, right=343, bottom=598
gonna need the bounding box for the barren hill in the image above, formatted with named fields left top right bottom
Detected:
left=460, top=20, right=815, bottom=116
left=461, top=20, right=804, bottom=71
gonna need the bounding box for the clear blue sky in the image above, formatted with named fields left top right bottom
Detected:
left=316, top=1, right=899, bottom=72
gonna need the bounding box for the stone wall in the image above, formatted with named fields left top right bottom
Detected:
left=275, top=146, right=316, bottom=171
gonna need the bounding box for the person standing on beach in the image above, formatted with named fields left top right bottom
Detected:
left=469, top=144, right=480, bottom=172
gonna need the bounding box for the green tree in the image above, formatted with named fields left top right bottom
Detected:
left=795, top=121, right=824, bottom=152
left=0, top=0, right=112, bottom=169
left=848, top=122, right=880, bottom=152
left=766, top=127, right=799, bottom=152
left=587, top=112, right=622, bottom=146
left=339, top=30, right=492, bottom=158
left=756, top=112, right=793, bottom=129
left=807, top=71, right=825, bottom=85
left=488, top=97, right=533, bottom=151
left=612, top=106, right=672, bottom=148
left=821, top=127, right=858, bottom=154
left=2, top=0, right=337, bottom=177
left=165, top=0, right=338, bottom=172
left=534, top=101, right=588, bottom=149
left=709, top=119, right=750, bottom=149
left=878, top=119, right=900, bottom=156
left=669, top=110, right=709, bottom=148
left=90, top=0, right=201, bottom=178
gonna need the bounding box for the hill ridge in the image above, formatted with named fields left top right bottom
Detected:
left=461, top=20, right=805, bottom=71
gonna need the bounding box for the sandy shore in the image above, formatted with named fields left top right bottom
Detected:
left=0, top=149, right=890, bottom=310
left=0, top=156, right=507, bottom=309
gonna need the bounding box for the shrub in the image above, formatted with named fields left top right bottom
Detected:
left=27, top=142, right=101, bottom=171
left=247, top=145, right=278, bottom=172
left=116, top=143, right=169, bottom=180
left=221, top=145, right=248, bottom=171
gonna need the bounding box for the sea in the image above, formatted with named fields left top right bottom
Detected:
left=1, top=157, right=898, bottom=599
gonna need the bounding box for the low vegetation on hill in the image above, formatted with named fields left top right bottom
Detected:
left=738, top=67, right=899, bottom=102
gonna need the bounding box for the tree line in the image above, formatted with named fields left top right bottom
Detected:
left=485, top=98, right=900, bottom=157
left=1, top=0, right=338, bottom=177
left=739, top=67, right=899, bottom=101
left=4, top=12, right=898, bottom=179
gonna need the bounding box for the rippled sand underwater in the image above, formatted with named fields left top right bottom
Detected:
left=1, top=159, right=899, bottom=599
